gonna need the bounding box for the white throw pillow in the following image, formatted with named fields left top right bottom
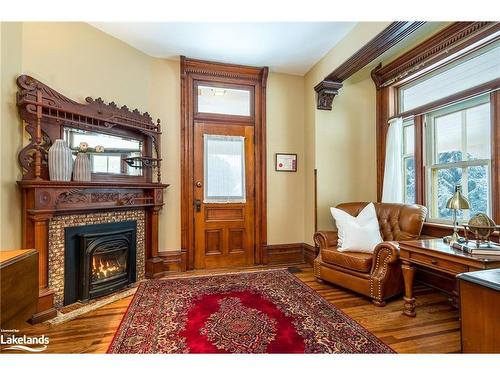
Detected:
left=330, top=203, right=382, bottom=253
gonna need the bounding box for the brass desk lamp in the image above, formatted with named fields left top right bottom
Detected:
left=444, top=185, right=470, bottom=244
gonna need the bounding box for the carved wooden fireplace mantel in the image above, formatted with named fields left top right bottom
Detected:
left=15, top=75, right=169, bottom=323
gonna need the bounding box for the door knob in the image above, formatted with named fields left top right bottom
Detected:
left=194, top=199, right=202, bottom=212
left=195, top=181, right=203, bottom=188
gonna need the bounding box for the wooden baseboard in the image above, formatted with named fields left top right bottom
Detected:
left=145, top=251, right=188, bottom=278
left=263, top=243, right=304, bottom=265
left=263, top=243, right=318, bottom=266
left=303, top=243, right=318, bottom=265
left=154, top=243, right=317, bottom=274
left=31, top=288, right=57, bottom=324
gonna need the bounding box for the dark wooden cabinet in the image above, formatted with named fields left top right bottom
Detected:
left=1, top=249, right=38, bottom=328
left=458, top=269, right=500, bottom=353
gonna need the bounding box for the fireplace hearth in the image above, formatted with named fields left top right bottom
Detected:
left=64, top=221, right=137, bottom=306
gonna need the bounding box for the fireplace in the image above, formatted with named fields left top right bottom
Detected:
left=64, top=221, right=137, bottom=306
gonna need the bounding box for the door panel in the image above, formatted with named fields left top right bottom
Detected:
left=194, top=123, right=255, bottom=269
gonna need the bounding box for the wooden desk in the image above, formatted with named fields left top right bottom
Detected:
left=399, top=239, right=500, bottom=317
left=457, top=269, right=500, bottom=353
left=0, top=249, right=38, bottom=328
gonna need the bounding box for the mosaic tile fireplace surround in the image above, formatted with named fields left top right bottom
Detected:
left=48, top=210, right=145, bottom=308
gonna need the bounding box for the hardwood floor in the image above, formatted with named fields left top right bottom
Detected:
left=2, top=264, right=460, bottom=354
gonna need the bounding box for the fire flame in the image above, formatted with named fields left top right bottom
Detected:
left=92, top=256, right=123, bottom=280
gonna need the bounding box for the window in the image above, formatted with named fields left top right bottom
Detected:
left=204, top=135, right=246, bottom=203
left=197, top=85, right=252, bottom=116
left=399, top=41, right=500, bottom=112
left=426, top=95, right=491, bottom=222
left=376, top=23, right=500, bottom=230
left=402, top=119, right=416, bottom=204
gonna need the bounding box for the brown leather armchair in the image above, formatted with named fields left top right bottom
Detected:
left=313, top=202, right=427, bottom=306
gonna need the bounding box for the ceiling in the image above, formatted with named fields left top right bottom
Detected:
left=89, top=22, right=357, bottom=75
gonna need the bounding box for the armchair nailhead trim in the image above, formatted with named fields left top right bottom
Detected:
left=313, top=255, right=321, bottom=278
left=370, top=248, right=391, bottom=301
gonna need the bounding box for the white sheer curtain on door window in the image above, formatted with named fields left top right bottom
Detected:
left=382, top=117, right=404, bottom=203
left=204, top=134, right=246, bottom=203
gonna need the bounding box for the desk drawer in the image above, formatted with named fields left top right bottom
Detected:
left=410, top=252, right=468, bottom=274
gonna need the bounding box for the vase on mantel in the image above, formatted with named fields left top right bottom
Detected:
left=48, top=139, right=73, bottom=181
left=73, top=152, right=91, bottom=182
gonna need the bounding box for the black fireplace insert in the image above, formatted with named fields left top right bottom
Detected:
left=64, top=221, right=137, bottom=305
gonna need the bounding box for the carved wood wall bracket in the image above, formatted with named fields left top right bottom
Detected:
left=16, top=75, right=163, bottom=181
left=314, top=22, right=426, bottom=110
left=314, top=81, right=343, bottom=110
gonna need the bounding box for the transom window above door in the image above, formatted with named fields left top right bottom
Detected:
left=196, top=84, right=253, bottom=117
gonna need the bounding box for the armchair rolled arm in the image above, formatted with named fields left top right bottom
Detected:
left=313, top=231, right=338, bottom=249
left=370, top=241, right=400, bottom=274
left=369, top=241, right=402, bottom=302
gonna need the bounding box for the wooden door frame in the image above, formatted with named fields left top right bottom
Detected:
left=180, top=57, right=268, bottom=270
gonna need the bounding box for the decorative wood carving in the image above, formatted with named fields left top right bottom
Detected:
left=314, top=81, right=343, bottom=110
left=181, top=57, right=266, bottom=82
left=315, top=22, right=426, bottom=110
left=15, top=75, right=169, bottom=323
left=16, top=75, right=162, bottom=182
left=371, top=22, right=500, bottom=89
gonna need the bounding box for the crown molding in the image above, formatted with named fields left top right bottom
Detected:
left=371, top=22, right=500, bottom=89
left=314, top=22, right=426, bottom=110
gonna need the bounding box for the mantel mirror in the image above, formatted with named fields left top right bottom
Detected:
left=16, top=74, right=162, bottom=183
left=63, top=127, right=143, bottom=176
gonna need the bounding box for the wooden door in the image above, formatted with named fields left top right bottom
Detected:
left=193, top=122, right=255, bottom=269
left=181, top=58, right=268, bottom=270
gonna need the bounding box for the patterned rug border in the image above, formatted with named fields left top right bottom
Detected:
left=158, top=267, right=289, bottom=280
left=108, top=269, right=395, bottom=354
left=287, top=271, right=395, bottom=353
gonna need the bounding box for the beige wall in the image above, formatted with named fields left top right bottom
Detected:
left=0, top=22, right=306, bottom=250
left=1, top=21, right=443, bottom=251
left=0, top=22, right=181, bottom=251
left=266, top=72, right=305, bottom=244
left=1, top=22, right=23, bottom=249
left=303, top=22, right=390, bottom=242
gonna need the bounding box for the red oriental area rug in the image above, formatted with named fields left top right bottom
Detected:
left=108, top=270, right=394, bottom=354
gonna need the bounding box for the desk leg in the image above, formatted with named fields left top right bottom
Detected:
left=402, top=260, right=416, bottom=317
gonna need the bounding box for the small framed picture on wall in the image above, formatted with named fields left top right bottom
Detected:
left=275, top=153, right=297, bottom=172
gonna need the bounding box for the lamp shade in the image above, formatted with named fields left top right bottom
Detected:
left=446, top=185, right=470, bottom=210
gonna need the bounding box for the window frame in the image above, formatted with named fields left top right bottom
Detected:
left=402, top=118, right=416, bottom=204
left=193, top=80, right=255, bottom=124
left=424, top=95, right=492, bottom=223
left=397, top=40, right=500, bottom=113
left=373, top=24, right=500, bottom=238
